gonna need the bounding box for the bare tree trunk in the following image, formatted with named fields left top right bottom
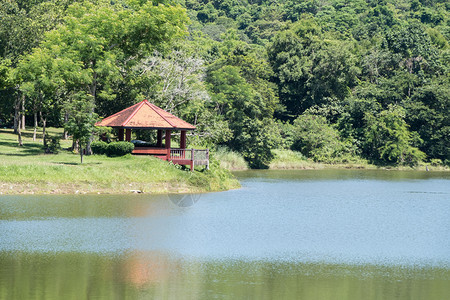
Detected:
left=80, top=147, right=83, bottom=164
left=72, top=139, right=79, bottom=152
left=13, top=97, right=20, bottom=134
left=63, top=112, right=69, bottom=139
left=17, top=114, right=23, bottom=146
left=85, top=69, right=97, bottom=156
left=86, top=135, right=93, bottom=155
left=40, top=111, right=47, bottom=146
left=33, top=111, right=38, bottom=141
left=21, top=96, right=25, bottom=130
left=17, top=95, right=24, bottom=146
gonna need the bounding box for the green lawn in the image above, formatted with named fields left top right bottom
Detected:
left=0, top=128, right=240, bottom=194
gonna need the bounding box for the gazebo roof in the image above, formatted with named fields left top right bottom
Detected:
left=95, top=100, right=196, bottom=130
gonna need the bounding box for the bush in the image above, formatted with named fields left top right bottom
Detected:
left=291, top=114, right=355, bottom=163
left=91, top=141, right=108, bottom=155
left=106, top=141, right=134, bottom=157
left=44, top=135, right=61, bottom=154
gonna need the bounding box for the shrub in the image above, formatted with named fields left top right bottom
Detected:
left=44, top=135, right=61, bottom=154
left=291, top=114, right=351, bottom=162
left=91, top=141, right=108, bottom=155
left=106, top=141, right=134, bottom=157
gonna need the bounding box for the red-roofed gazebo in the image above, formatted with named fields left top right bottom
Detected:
left=96, top=100, right=208, bottom=170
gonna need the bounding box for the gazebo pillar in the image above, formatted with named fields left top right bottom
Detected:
left=125, top=129, right=132, bottom=142
left=165, top=130, right=171, bottom=149
left=118, top=128, right=124, bottom=141
left=180, top=130, right=187, bottom=149
left=157, top=130, right=163, bottom=147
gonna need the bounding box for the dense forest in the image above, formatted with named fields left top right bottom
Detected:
left=0, top=0, right=449, bottom=168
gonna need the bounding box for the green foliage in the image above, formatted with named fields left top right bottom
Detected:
left=44, top=135, right=61, bottom=154
left=268, top=19, right=360, bottom=117
left=106, top=142, right=135, bottom=157
left=403, top=78, right=450, bottom=161
left=291, top=113, right=357, bottom=163
left=236, top=118, right=275, bottom=169
left=91, top=141, right=108, bottom=155
left=204, top=39, right=279, bottom=168
left=363, top=105, right=426, bottom=166
left=64, top=94, right=98, bottom=163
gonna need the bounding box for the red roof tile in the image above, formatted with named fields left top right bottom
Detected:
left=96, top=100, right=196, bottom=130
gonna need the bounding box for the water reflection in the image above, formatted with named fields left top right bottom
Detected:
left=1, top=251, right=449, bottom=300
left=1, top=170, right=449, bottom=299
left=168, top=193, right=201, bottom=207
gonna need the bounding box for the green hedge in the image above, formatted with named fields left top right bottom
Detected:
left=106, top=141, right=134, bottom=157
left=91, top=141, right=108, bottom=155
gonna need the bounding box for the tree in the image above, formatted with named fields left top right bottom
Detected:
left=0, top=59, right=14, bottom=126
left=206, top=63, right=277, bottom=168
left=133, top=50, right=210, bottom=120
left=268, top=19, right=359, bottom=118
left=363, top=105, right=426, bottom=166
left=0, top=0, right=69, bottom=132
left=14, top=47, right=69, bottom=142
left=385, top=22, right=443, bottom=77
left=291, top=113, right=355, bottom=163
left=12, top=0, right=189, bottom=152
left=403, top=78, right=449, bottom=161
left=36, top=0, right=189, bottom=113
left=64, top=94, right=98, bottom=163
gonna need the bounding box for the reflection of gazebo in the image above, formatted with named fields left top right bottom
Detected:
left=96, top=100, right=208, bottom=170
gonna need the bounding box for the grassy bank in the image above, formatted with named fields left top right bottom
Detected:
left=0, top=128, right=240, bottom=195
left=269, top=149, right=448, bottom=171
left=213, top=147, right=447, bottom=172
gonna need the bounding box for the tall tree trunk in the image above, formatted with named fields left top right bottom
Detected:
left=40, top=111, right=47, bottom=146
left=17, top=95, right=24, bottom=146
left=72, top=139, right=79, bottom=152
left=80, top=146, right=83, bottom=164
left=13, top=95, right=20, bottom=134
left=86, top=134, right=94, bottom=155
left=33, top=111, right=38, bottom=141
left=21, top=96, right=26, bottom=130
left=17, top=114, right=23, bottom=146
left=63, top=112, right=69, bottom=139
left=85, top=69, right=97, bottom=156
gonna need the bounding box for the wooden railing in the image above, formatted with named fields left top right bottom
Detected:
left=169, top=148, right=209, bottom=170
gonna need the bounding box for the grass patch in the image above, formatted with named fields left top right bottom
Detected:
left=270, top=149, right=376, bottom=170
left=0, top=128, right=240, bottom=194
left=213, top=147, right=249, bottom=171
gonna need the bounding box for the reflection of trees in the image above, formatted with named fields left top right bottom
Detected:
left=124, top=251, right=178, bottom=287
left=0, top=194, right=172, bottom=220
left=1, top=251, right=448, bottom=299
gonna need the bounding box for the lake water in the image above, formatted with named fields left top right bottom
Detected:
left=1, top=170, right=449, bottom=299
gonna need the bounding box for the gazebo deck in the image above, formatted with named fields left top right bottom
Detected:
left=132, top=147, right=209, bottom=170
left=132, top=147, right=168, bottom=156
